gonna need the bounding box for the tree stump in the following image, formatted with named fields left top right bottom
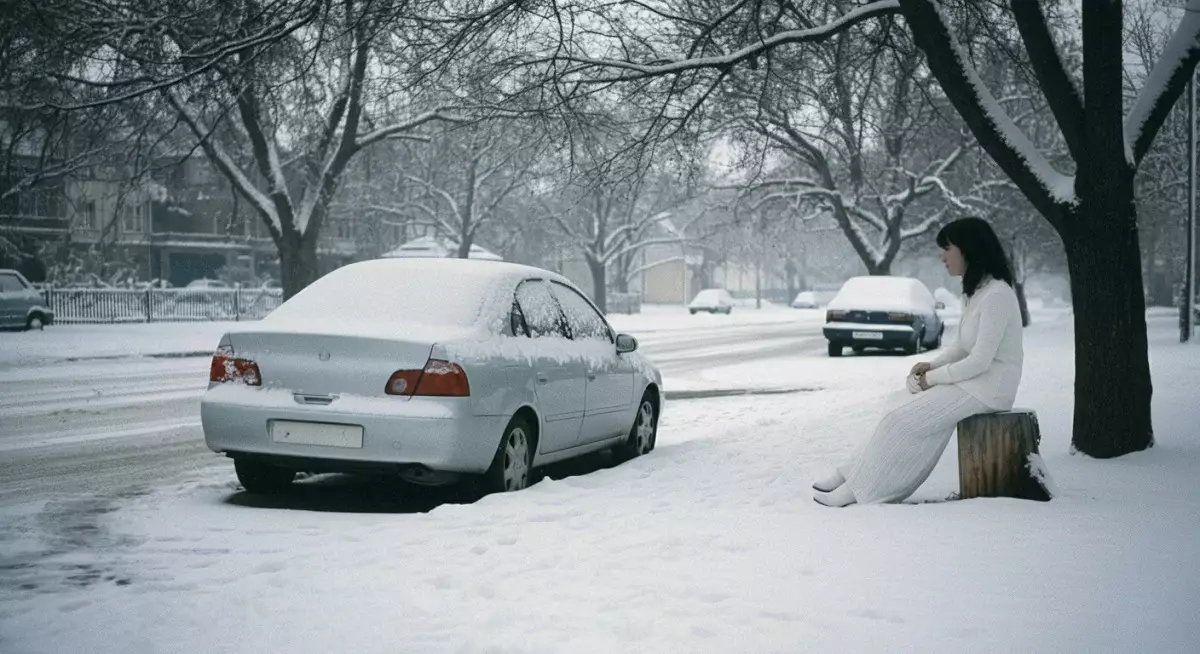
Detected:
left=957, top=409, right=1053, bottom=501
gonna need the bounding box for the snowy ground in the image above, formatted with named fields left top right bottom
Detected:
left=1, top=309, right=1196, bottom=652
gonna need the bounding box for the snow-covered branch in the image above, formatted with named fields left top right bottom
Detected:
left=899, top=208, right=947, bottom=240
left=1125, top=0, right=1200, bottom=165
left=901, top=0, right=1074, bottom=220
left=551, top=1, right=900, bottom=82
left=163, top=89, right=282, bottom=234
left=355, top=110, right=469, bottom=149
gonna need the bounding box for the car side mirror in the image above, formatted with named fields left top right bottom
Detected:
left=616, top=333, right=638, bottom=354
left=935, top=301, right=946, bottom=310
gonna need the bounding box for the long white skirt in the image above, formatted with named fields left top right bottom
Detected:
left=838, top=385, right=990, bottom=504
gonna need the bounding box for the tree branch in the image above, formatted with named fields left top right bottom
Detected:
left=163, top=89, right=281, bottom=236
left=550, top=1, right=901, bottom=82
left=899, top=0, right=1070, bottom=229
left=1010, top=0, right=1085, bottom=162
left=1125, top=0, right=1200, bottom=166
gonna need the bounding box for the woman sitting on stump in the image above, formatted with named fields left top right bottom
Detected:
left=813, top=216, right=1025, bottom=507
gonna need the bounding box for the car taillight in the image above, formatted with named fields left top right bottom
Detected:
left=827, top=310, right=846, bottom=322
left=888, top=312, right=914, bottom=323
left=386, top=359, right=470, bottom=397
left=209, top=344, right=262, bottom=386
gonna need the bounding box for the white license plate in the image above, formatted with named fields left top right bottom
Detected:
left=271, top=420, right=363, bottom=448
left=852, top=331, right=884, bottom=340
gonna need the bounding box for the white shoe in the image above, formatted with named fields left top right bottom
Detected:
left=814, top=484, right=857, bottom=508
left=812, top=470, right=846, bottom=493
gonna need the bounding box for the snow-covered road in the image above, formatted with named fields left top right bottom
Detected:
left=0, top=315, right=826, bottom=506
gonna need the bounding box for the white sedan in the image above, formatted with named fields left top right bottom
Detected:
left=201, top=258, right=663, bottom=494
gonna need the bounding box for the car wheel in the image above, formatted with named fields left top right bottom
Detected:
left=689, top=309, right=698, bottom=315
left=615, top=393, right=658, bottom=462
left=25, top=313, right=45, bottom=331
left=828, top=342, right=843, bottom=357
left=724, top=307, right=732, bottom=315
left=234, top=458, right=295, bottom=494
left=483, top=416, right=534, bottom=493
left=852, top=346, right=865, bottom=355
left=906, top=331, right=924, bottom=355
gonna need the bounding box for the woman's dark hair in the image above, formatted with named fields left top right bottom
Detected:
left=935, top=217, right=1015, bottom=296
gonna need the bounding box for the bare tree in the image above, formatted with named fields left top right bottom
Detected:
left=401, top=121, right=545, bottom=258
left=537, top=132, right=705, bottom=312
left=724, top=32, right=1005, bottom=276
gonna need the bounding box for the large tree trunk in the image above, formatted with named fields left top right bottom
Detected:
left=279, top=232, right=319, bottom=301
left=784, top=258, right=798, bottom=302
left=1064, top=201, right=1154, bottom=458
left=587, top=256, right=607, bottom=313
left=614, top=252, right=631, bottom=293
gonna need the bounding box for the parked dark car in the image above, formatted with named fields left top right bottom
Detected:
left=823, top=276, right=944, bottom=357
left=0, top=269, right=54, bottom=330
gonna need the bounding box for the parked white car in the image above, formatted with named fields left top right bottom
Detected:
left=0, top=269, right=54, bottom=330
left=822, top=275, right=945, bottom=356
left=186, top=278, right=230, bottom=289
left=688, top=288, right=734, bottom=314
left=201, top=258, right=663, bottom=495
left=791, top=291, right=819, bottom=309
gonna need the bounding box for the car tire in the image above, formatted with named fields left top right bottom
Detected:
left=25, top=313, right=45, bottom=331
left=689, top=309, right=698, bottom=315
left=905, top=330, right=925, bottom=355
left=234, top=458, right=295, bottom=494
left=483, top=416, right=535, bottom=493
left=852, top=346, right=865, bottom=355
left=724, top=307, right=732, bottom=315
left=828, top=342, right=843, bottom=357
left=615, top=392, right=658, bottom=462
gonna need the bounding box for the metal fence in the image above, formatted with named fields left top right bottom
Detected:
left=44, top=286, right=284, bottom=324
left=606, top=292, right=642, bottom=314
left=40, top=286, right=635, bottom=323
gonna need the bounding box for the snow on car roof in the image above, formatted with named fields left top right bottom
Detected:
left=827, top=276, right=935, bottom=312
left=261, top=258, right=571, bottom=334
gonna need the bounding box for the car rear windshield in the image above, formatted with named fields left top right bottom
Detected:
left=267, top=263, right=501, bottom=328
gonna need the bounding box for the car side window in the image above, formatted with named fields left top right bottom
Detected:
left=515, top=280, right=567, bottom=339
left=0, top=274, right=24, bottom=293
left=509, top=300, right=529, bottom=337
left=550, top=282, right=611, bottom=343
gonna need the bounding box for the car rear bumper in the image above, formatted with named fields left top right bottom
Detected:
left=824, top=321, right=916, bottom=346
left=200, top=384, right=509, bottom=474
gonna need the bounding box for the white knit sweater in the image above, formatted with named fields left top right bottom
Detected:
left=924, top=278, right=1024, bottom=411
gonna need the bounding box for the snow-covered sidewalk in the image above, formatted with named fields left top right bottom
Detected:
left=1, top=312, right=1197, bottom=653
left=0, top=303, right=820, bottom=367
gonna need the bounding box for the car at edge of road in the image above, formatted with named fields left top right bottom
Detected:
left=822, top=275, right=945, bottom=357
left=200, top=258, right=664, bottom=495
left=688, top=288, right=734, bottom=315
left=0, top=268, right=54, bottom=331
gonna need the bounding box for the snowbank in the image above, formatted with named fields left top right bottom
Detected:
left=0, top=304, right=820, bottom=368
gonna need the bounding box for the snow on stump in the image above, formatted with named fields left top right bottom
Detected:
left=957, top=409, right=1053, bottom=502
